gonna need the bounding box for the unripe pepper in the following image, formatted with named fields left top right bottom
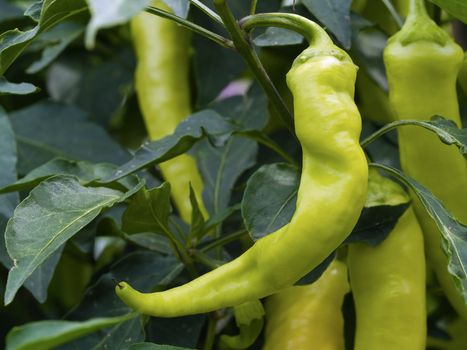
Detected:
left=263, top=260, right=349, bottom=350
left=115, top=14, right=368, bottom=317
left=131, top=0, right=207, bottom=222
left=384, top=0, right=467, bottom=318
left=348, top=206, right=426, bottom=350
left=459, top=52, right=467, bottom=96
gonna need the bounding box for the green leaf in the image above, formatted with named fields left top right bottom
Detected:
left=372, top=163, right=467, bottom=304
left=4, top=176, right=130, bottom=305
left=85, top=0, right=149, bottom=49
left=187, top=185, right=206, bottom=243
left=0, top=0, right=88, bottom=75
left=0, top=77, right=39, bottom=95
left=429, top=0, right=467, bottom=24
left=161, top=0, right=190, bottom=18
left=0, top=158, right=118, bottom=194
left=253, top=27, right=303, bottom=47
left=146, top=314, right=206, bottom=349
left=0, top=106, right=18, bottom=267
left=219, top=300, right=264, bottom=350
left=124, top=232, right=173, bottom=254
left=101, top=110, right=233, bottom=183
left=349, top=13, right=388, bottom=90
left=129, top=344, right=196, bottom=350
left=122, top=184, right=172, bottom=237
left=0, top=107, right=60, bottom=304
left=26, top=22, right=84, bottom=74
left=242, top=163, right=299, bottom=241
left=348, top=167, right=412, bottom=248
left=197, top=87, right=268, bottom=215
left=0, top=0, right=22, bottom=22
left=192, top=17, right=244, bottom=106
left=10, top=101, right=130, bottom=175
left=46, top=48, right=135, bottom=127
left=60, top=316, right=144, bottom=350
left=302, top=0, right=352, bottom=49
left=361, top=116, right=467, bottom=157
left=5, top=313, right=137, bottom=350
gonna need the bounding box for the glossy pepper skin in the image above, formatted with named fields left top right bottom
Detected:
left=348, top=207, right=426, bottom=350
left=459, top=52, right=467, bottom=96
left=131, top=0, right=207, bottom=222
left=384, top=0, right=467, bottom=319
left=263, top=260, right=349, bottom=350
left=115, top=17, right=368, bottom=317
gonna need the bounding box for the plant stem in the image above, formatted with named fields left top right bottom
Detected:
left=145, top=6, right=234, bottom=49
left=381, top=0, right=404, bottom=29
left=190, top=0, right=223, bottom=24
left=203, top=315, right=218, bottom=350
left=252, top=132, right=298, bottom=165
left=360, top=119, right=442, bottom=148
left=201, top=229, right=249, bottom=253
left=213, top=0, right=295, bottom=134
left=250, top=0, right=258, bottom=15
left=193, top=251, right=222, bottom=269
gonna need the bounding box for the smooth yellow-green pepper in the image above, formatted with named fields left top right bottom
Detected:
left=384, top=0, right=467, bottom=319
left=348, top=207, right=426, bottom=349
left=115, top=14, right=368, bottom=317
left=132, top=0, right=207, bottom=222
left=263, top=260, right=349, bottom=350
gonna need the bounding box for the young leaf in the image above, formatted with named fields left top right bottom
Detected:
left=302, top=0, right=352, bottom=49
left=187, top=185, right=206, bottom=243
left=122, top=184, right=172, bottom=237
left=85, top=0, right=150, bottom=49
left=5, top=313, right=137, bottom=350
left=372, top=163, right=467, bottom=303
left=0, top=77, right=39, bottom=95
left=102, top=110, right=233, bottom=183
left=4, top=175, right=136, bottom=305
left=242, top=163, right=299, bottom=241
left=0, top=0, right=88, bottom=75
left=10, top=101, right=130, bottom=174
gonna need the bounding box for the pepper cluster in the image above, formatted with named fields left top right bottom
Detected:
left=118, top=0, right=467, bottom=348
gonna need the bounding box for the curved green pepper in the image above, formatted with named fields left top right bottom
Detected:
left=115, top=14, right=368, bottom=317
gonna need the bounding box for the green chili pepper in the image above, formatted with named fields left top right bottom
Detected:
left=349, top=206, right=426, bottom=349
left=458, top=52, right=467, bottom=96
left=384, top=0, right=467, bottom=319
left=131, top=0, right=207, bottom=222
left=263, top=260, right=349, bottom=350
left=115, top=14, right=368, bottom=317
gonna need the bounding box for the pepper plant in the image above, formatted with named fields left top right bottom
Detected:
left=1, top=1, right=467, bottom=349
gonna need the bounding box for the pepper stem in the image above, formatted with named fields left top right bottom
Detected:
left=239, top=13, right=333, bottom=48
left=408, top=0, right=429, bottom=21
